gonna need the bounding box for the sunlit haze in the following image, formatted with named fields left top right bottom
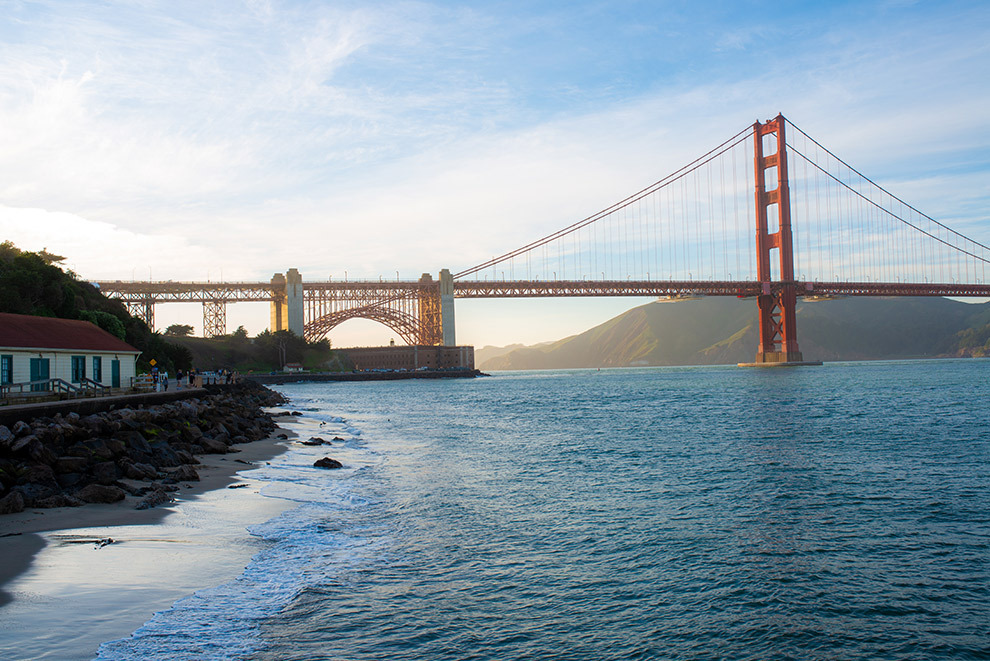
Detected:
left=2, top=0, right=988, bottom=347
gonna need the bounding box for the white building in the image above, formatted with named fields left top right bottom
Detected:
left=0, top=313, right=141, bottom=391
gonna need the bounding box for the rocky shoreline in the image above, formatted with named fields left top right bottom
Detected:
left=0, top=382, right=286, bottom=516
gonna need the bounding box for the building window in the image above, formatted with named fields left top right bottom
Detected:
left=92, top=356, right=103, bottom=383
left=71, top=355, right=86, bottom=383
left=0, top=355, right=12, bottom=385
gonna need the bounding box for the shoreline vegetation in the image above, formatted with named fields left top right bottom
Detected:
left=0, top=381, right=297, bottom=608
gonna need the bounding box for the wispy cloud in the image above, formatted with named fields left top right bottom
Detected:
left=1, top=0, right=988, bottom=345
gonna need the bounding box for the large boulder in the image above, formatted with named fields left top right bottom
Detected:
left=123, top=461, right=158, bottom=480
left=174, top=449, right=196, bottom=465
left=166, top=465, right=199, bottom=482
left=112, top=430, right=152, bottom=455
left=35, top=494, right=83, bottom=509
left=0, top=425, right=14, bottom=449
left=0, top=459, right=17, bottom=490
left=12, top=483, right=56, bottom=506
left=55, top=456, right=91, bottom=474
left=136, top=488, right=173, bottom=510
left=92, top=461, right=119, bottom=485
left=18, top=464, right=59, bottom=491
left=198, top=437, right=229, bottom=454
left=81, top=439, right=114, bottom=461
left=57, top=472, right=86, bottom=489
left=10, top=434, right=39, bottom=456
left=10, top=421, right=31, bottom=437
left=177, top=401, right=200, bottom=419
left=80, top=414, right=110, bottom=435
left=104, top=438, right=127, bottom=457
left=0, top=491, right=25, bottom=514
left=314, top=457, right=343, bottom=469
left=75, top=484, right=127, bottom=504
left=150, top=441, right=182, bottom=467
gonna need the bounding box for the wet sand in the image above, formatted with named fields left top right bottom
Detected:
left=0, top=424, right=298, bottom=660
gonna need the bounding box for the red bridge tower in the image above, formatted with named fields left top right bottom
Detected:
left=750, top=114, right=808, bottom=365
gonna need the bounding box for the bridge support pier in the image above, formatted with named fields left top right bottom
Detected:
left=126, top=299, right=155, bottom=331
left=440, top=268, right=455, bottom=346
left=286, top=268, right=304, bottom=337
left=270, top=269, right=305, bottom=337
left=270, top=272, right=287, bottom=332
left=417, top=273, right=443, bottom=345
left=745, top=115, right=816, bottom=366
left=203, top=299, right=227, bottom=338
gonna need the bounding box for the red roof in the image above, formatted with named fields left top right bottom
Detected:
left=0, top=313, right=140, bottom=353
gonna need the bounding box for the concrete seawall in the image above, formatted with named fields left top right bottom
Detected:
left=245, top=369, right=485, bottom=386
left=0, top=389, right=209, bottom=426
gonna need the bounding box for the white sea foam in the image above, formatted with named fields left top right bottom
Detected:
left=94, top=406, right=380, bottom=660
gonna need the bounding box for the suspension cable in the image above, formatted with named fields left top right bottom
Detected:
left=453, top=125, right=753, bottom=279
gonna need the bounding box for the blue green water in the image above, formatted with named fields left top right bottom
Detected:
left=99, top=360, right=990, bottom=659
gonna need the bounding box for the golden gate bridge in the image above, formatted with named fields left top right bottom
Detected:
left=96, top=115, right=990, bottom=365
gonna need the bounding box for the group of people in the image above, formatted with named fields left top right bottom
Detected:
left=151, top=368, right=240, bottom=391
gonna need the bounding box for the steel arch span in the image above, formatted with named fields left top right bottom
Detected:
left=304, top=304, right=421, bottom=345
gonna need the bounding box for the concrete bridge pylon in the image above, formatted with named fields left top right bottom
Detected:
left=269, top=269, right=304, bottom=337
left=440, top=268, right=455, bottom=346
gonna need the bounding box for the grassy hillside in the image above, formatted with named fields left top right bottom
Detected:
left=169, top=331, right=351, bottom=373
left=481, top=296, right=990, bottom=370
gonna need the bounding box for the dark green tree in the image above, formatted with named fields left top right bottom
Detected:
left=79, top=310, right=127, bottom=339
left=164, top=323, right=194, bottom=337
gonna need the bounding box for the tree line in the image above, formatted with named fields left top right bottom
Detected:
left=0, top=242, right=192, bottom=374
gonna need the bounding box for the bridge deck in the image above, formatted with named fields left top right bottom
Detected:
left=95, top=279, right=990, bottom=301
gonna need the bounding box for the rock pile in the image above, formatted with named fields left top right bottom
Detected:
left=0, top=381, right=285, bottom=515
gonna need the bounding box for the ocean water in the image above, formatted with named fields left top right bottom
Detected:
left=97, top=360, right=990, bottom=660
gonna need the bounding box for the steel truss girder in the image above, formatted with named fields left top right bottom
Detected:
left=203, top=299, right=227, bottom=338
left=798, top=282, right=990, bottom=298
left=95, top=282, right=280, bottom=303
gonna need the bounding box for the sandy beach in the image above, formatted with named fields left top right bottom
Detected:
left=0, top=423, right=297, bottom=660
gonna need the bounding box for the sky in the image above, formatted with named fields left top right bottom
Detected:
left=1, top=0, right=988, bottom=348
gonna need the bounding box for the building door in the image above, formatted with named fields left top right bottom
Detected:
left=30, top=357, right=50, bottom=391
left=111, top=359, right=121, bottom=388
